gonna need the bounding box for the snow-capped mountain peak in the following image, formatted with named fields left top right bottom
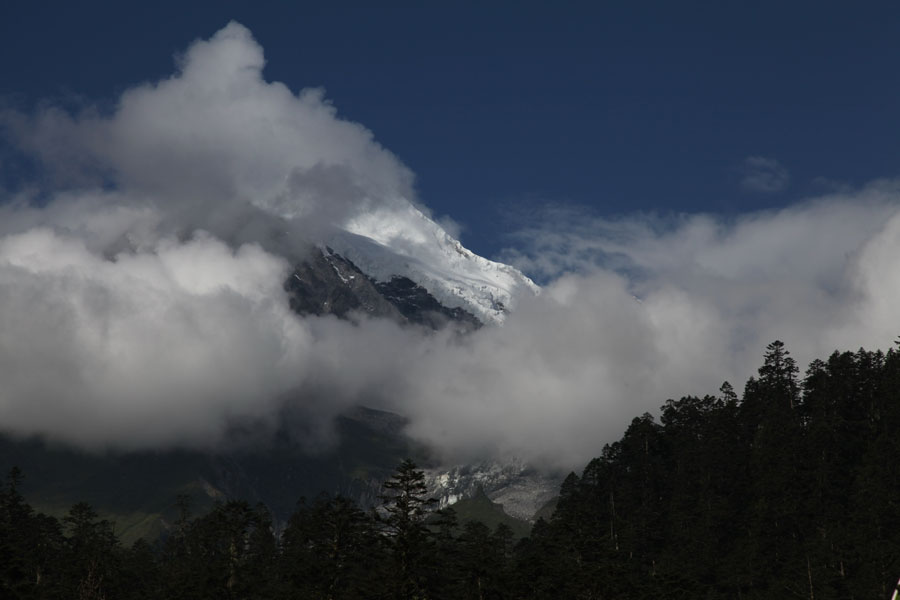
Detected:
left=327, top=203, right=539, bottom=323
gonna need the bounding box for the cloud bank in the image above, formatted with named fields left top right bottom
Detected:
left=2, top=23, right=900, bottom=469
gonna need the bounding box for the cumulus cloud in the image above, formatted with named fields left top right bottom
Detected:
left=740, top=155, right=790, bottom=193
left=0, top=21, right=422, bottom=451
left=2, top=22, right=900, bottom=470
left=0, top=227, right=304, bottom=448
left=2, top=22, right=417, bottom=245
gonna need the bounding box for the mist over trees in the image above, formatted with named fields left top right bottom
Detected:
left=3, top=340, right=900, bottom=599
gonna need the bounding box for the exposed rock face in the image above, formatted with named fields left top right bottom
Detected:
left=374, top=276, right=481, bottom=331
left=425, top=460, right=562, bottom=522
left=284, top=246, right=480, bottom=331
left=284, top=247, right=401, bottom=320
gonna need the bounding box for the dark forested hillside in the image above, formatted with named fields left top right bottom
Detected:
left=531, top=341, right=900, bottom=599
left=3, top=341, right=900, bottom=599
left=0, top=406, right=420, bottom=545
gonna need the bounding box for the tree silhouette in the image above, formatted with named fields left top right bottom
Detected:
left=378, top=459, right=438, bottom=599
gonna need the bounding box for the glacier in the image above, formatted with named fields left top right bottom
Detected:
left=326, top=203, right=539, bottom=324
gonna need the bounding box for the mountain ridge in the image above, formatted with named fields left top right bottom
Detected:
left=329, top=203, right=539, bottom=323
left=284, top=245, right=482, bottom=331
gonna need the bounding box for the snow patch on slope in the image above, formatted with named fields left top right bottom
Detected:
left=327, top=203, right=539, bottom=323
left=424, top=459, right=562, bottom=521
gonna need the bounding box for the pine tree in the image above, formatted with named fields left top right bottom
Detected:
left=280, top=494, right=382, bottom=599
left=61, top=501, right=121, bottom=600
left=378, top=459, right=437, bottom=599
left=1, top=468, right=65, bottom=598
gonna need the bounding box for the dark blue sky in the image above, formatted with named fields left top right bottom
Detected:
left=3, top=1, right=900, bottom=257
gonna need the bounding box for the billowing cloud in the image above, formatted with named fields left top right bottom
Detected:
left=0, top=21, right=424, bottom=451
left=498, top=183, right=900, bottom=445
left=0, top=227, right=310, bottom=449
left=2, top=23, right=900, bottom=470
left=2, top=22, right=418, bottom=245
left=739, top=155, right=790, bottom=193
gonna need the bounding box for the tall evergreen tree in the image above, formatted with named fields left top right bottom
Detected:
left=378, top=459, right=438, bottom=599
left=1, top=467, right=65, bottom=599
left=160, top=500, right=276, bottom=600
left=740, top=341, right=807, bottom=595
left=280, top=494, right=382, bottom=599
left=61, top=502, right=122, bottom=600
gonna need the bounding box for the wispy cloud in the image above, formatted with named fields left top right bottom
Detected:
left=739, top=155, right=790, bottom=193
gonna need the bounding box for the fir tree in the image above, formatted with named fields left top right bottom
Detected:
left=378, top=459, right=438, bottom=599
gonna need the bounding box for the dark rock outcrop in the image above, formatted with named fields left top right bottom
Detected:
left=284, top=247, right=480, bottom=331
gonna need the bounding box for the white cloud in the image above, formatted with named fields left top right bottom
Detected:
left=2, top=23, right=900, bottom=471
left=3, top=21, right=420, bottom=245
left=0, top=21, right=427, bottom=451
left=0, top=227, right=314, bottom=449
left=740, top=155, right=790, bottom=193
left=498, top=182, right=900, bottom=452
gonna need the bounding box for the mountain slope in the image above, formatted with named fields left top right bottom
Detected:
left=1, top=204, right=550, bottom=544
left=284, top=245, right=481, bottom=330
left=0, top=407, right=421, bottom=544
left=329, top=203, right=539, bottom=324
left=432, top=487, right=532, bottom=539
left=1, top=405, right=560, bottom=544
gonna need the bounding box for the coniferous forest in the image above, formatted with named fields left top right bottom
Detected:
left=3, top=341, right=900, bottom=599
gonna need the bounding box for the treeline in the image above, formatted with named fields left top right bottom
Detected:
left=1, top=459, right=518, bottom=599
left=3, top=340, right=900, bottom=599
left=533, top=341, right=900, bottom=599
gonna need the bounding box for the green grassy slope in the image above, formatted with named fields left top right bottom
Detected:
left=444, top=487, right=532, bottom=538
